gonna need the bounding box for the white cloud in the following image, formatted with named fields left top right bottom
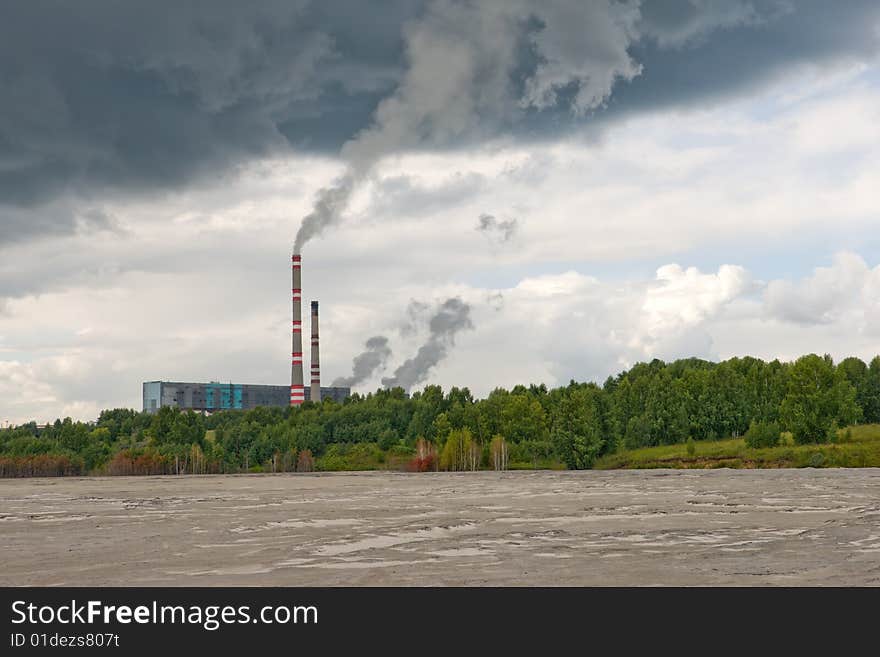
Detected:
left=764, top=252, right=880, bottom=331
left=637, top=263, right=753, bottom=352
left=790, top=89, right=880, bottom=156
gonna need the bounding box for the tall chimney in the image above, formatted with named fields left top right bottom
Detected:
left=310, top=300, right=321, bottom=403
left=290, top=251, right=304, bottom=406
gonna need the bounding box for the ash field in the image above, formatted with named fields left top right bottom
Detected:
left=2, top=469, right=880, bottom=586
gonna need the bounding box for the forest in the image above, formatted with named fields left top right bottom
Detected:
left=1, top=353, right=879, bottom=477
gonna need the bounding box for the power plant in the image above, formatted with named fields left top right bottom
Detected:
left=142, top=381, right=349, bottom=413
left=290, top=251, right=304, bottom=406
left=310, top=300, right=321, bottom=403
left=143, top=248, right=348, bottom=413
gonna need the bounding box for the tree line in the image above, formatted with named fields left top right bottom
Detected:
left=1, top=353, right=878, bottom=477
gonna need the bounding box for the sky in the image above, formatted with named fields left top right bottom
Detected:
left=1, top=0, right=879, bottom=423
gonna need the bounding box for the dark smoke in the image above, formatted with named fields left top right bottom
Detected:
left=332, top=335, right=392, bottom=387
left=293, top=173, right=357, bottom=253
left=399, top=299, right=430, bottom=337
left=381, top=297, right=473, bottom=391
left=477, top=213, right=518, bottom=243
left=487, top=291, right=504, bottom=311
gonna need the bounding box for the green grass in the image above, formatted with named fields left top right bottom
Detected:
left=593, top=424, right=880, bottom=470
left=508, top=458, right=567, bottom=471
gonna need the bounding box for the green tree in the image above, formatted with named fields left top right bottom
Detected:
left=863, top=356, right=880, bottom=424
left=294, top=424, right=325, bottom=456
left=489, top=434, right=508, bottom=470
left=838, top=357, right=871, bottom=420
left=744, top=420, right=781, bottom=448
left=780, top=354, right=860, bottom=444
left=475, top=388, right=506, bottom=442
left=58, top=419, right=90, bottom=451
left=440, top=428, right=479, bottom=471
left=431, top=412, right=452, bottom=445
left=501, top=394, right=548, bottom=443
left=168, top=411, right=205, bottom=446
left=550, top=387, right=606, bottom=469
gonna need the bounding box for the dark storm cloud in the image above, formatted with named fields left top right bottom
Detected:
left=610, top=1, right=880, bottom=117
left=0, top=0, right=412, bottom=243
left=636, top=0, right=780, bottom=48
left=2, top=0, right=879, bottom=244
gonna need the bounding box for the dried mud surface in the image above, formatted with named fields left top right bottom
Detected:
left=2, top=469, right=880, bottom=586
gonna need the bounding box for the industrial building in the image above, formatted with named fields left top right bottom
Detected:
left=142, top=381, right=349, bottom=413
left=143, top=250, right=348, bottom=414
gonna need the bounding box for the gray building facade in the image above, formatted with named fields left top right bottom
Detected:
left=143, top=381, right=350, bottom=413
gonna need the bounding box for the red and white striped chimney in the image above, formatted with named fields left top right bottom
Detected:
left=310, top=300, right=321, bottom=403
left=290, top=251, right=305, bottom=406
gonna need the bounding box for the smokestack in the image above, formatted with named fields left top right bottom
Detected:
left=290, top=251, right=304, bottom=406
left=310, top=301, right=321, bottom=403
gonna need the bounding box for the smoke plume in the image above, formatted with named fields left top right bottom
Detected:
left=399, top=299, right=430, bottom=337
left=332, top=335, right=392, bottom=387
left=477, top=213, right=518, bottom=243
left=293, top=173, right=357, bottom=253
left=293, top=1, right=644, bottom=252
left=487, top=291, right=505, bottom=311
left=382, top=297, right=473, bottom=391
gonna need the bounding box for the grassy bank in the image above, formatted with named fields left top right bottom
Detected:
left=594, top=424, right=880, bottom=469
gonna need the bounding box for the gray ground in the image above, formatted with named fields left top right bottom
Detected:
left=2, top=469, right=880, bottom=586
